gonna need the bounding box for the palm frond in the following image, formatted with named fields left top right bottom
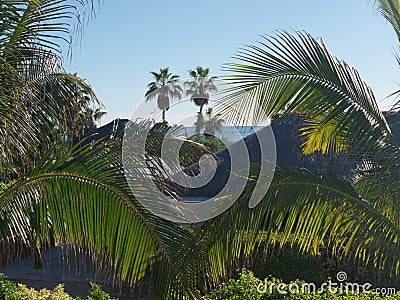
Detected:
left=221, top=31, right=393, bottom=157
left=200, top=165, right=400, bottom=283
left=0, top=1, right=102, bottom=178
left=374, top=0, right=400, bottom=43
left=0, top=135, right=209, bottom=298
left=0, top=0, right=100, bottom=57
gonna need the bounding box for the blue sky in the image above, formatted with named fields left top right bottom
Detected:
left=67, top=0, right=400, bottom=125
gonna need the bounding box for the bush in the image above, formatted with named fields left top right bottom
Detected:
left=204, top=269, right=263, bottom=300
left=0, top=273, right=19, bottom=300
left=189, top=135, right=228, bottom=153
left=244, top=236, right=400, bottom=289
left=86, top=283, right=116, bottom=300
left=14, top=284, right=73, bottom=300
left=248, top=244, right=326, bottom=285
left=204, top=269, right=400, bottom=299
left=0, top=274, right=116, bottom=300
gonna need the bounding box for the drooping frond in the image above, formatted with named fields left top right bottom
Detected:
left=374, top=0, right=400, bottom=44
left=0, top=135, right=209, bottom=298
left=200, top=165, right=400, bottom=282
left=0, top=0, right=100, bottom=57
left=0, top=1, right=102, bottom=178
left=221, top=31, right=393, bottom=157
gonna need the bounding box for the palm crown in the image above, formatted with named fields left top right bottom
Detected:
left=0, top=1, right=103, bottom=179
left=204, top=108, right=224, bottom=137
left=185, top=66, right=218, bottom=113
left=145, top=67, right=182, bottom=122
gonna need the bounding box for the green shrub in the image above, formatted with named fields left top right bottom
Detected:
left=204, top=269, right=263, bottom=300
left=189, top=135, right=229, bottom=153
left=0, top=274, right=116, bottom=300
left=87, top=283, right=116, bottom=300
left=249, top=244, right=326, bottom=285
left=0, top=273, right=18, bottom=300
left=244, top=236, right=400, bottom=289
left=14, top=284, right=73, bottom=300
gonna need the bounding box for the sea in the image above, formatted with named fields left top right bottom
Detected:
left=183, top=126, right=264, bottom=143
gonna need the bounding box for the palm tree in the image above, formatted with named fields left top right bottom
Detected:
left=77, top=107, right=107, bottom=135
left=204, top=0, right=400, bottom=282
left=204, top=108, right=224, bottom=137
left=0, top=4, right=103, bottom=179
left=0, top=2, right=207, bottom=298
left=145, top=68, right=182, bottom=122
left=68, top=74, right=107, bottom=138
left=186, top=66, right=218, bottom=114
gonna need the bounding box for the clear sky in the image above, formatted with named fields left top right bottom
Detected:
left=67, top=0, right=400, bottom=125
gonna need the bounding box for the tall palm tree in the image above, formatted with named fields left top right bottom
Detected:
left=145, top=67, right=182, bottom=122
left=204, top=0, right=400, bottom=283
left=186, top=66, right=218, bottom=114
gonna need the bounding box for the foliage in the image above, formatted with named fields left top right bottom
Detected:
left=185, top=66, right=218, bottom=114
left=0, top=3, right=204, bottom=299
left=189, top=107, right=226, bottom=155
left=248, top=243, right=328, bottom=285
left=86, top=283, right=117, bottom=300
left=145, top=67, right=182, bottom=122
left=0, top=0, right=104, bottom=180
left=245, top=239, right=400, bottom=290
left=4, top=0, right=400, bottom=299
left=192, top=107, right=225, bottom=142
left=0, top=118, right=212, bottom=299
left=0, top=274, right=114, bottom=300
left=189, top=134, right=227, bottom=153
left=203, top=108, right=225, bottom=137
left=203, top=269, right=263, bottom=300
left=208, top=1, right=400, bottom=283
left=0, top=273, right=17, bottom=300
left=204, top=269, right=400, bottom=300
left=14, top=284, right=73, bottom=300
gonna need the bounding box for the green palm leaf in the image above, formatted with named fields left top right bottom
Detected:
left=200, top=166, right=400, bottom=283
left=0, top=137, right=209, bottom=298
left=221, top=31, right=393, bottom=157
left=0, top=1, right=103, bottom=178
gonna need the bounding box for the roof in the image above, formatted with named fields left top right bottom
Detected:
left=79, top=114, right=400, bottom=198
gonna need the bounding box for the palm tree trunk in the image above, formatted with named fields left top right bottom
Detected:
left=33, top=248, right=42, bottom=269
left=162, top=110, right=166, bottom=122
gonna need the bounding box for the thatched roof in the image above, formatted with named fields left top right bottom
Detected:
left=179, top=115, right=354, bottom=198
left=75, top=118, right=128, bottom=146
left=80, top=114, right=400, bottom=198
